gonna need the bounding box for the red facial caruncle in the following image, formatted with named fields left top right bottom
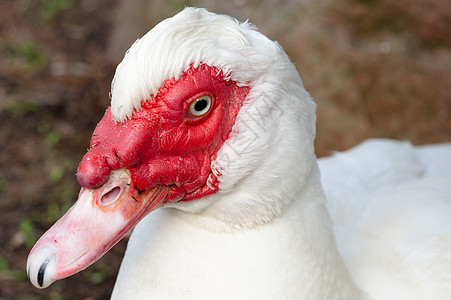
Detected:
left=77, top=63, right=250, bottom=203
left=27, top=63, right=250, bottom=289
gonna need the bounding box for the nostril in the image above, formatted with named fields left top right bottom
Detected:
left=100, top=187, right=121, bottom=206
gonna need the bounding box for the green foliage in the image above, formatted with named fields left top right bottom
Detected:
left=40, top=0, right=73, bottom=21
left=90, top=269, right=107, bottom=284
left=37, top=120, right=51, bottom=133
left=83, top=262, right=110, bottom=285
left=0, top=256, right=10, bottom=271
left=46, top=131, right=60, bottom=147
left=44, top=202, right=68, bottom=223
left=50, top=291, right=68, bottom=300
left=60, top=184, right=76, bottom=202
left=12, top=269, right=27, bottom=281
left=14, top=42, right=47, bottom=68
left=2, top=40, right=48, bottom=75
left=30, top=201, right=69, bottom=225
left=7, top=101, right=38, bottom=116
left=49, top=165, right=64, bottom=182
left=19, top=218, right=37, bottom=248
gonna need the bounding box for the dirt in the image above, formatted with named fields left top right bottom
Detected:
left=1, top=1, right=121, bottom=299
left=0, top=0, right=450, bottom=299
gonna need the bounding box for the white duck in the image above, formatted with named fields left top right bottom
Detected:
left=27, top=7, right=451, bottom=300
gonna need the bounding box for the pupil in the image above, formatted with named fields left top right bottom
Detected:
left=194, top=99, right=208, bottom=111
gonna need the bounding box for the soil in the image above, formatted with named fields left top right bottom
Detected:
left=1, top=1, right=122, bottom=299
left=0, top=0, right=450, bottom=299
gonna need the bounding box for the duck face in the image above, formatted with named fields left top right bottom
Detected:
left=78, top=63, right=249, bottom=201
left=27, top=63, right=249, bottom=289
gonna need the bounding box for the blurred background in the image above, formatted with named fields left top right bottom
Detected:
left=0, top=0, right=450, bottom=299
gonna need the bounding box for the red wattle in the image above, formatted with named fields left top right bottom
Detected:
left=77, top=63, right=249, bottom=202
left=77, top=152, right=111, bottom=188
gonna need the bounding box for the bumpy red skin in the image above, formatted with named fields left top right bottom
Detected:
left=77, top=64, right=249, bottom=203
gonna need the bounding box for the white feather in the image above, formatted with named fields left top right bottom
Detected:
left=111, top=7, right=276, bottom=122
left=319, top=139, right=451, bottom=300
left=109, top=8, right=451, bottom=300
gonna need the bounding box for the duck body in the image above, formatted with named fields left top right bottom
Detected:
left=26, top=7, right=451, bottom=300
left=112, top=140, right=451, bottom=300
left=321, top=140, right=451, bottom=300
left=112, top=165, right=358, bottom=299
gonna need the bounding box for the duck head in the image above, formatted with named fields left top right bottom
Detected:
left=27, top=7, right=317, bottom=289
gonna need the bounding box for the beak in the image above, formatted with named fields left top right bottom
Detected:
left=26, top=169, right=168, bottom=289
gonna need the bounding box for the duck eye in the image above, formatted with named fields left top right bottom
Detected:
left=188, top=95, right=212, bottom=117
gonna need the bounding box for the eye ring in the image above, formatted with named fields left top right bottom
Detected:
left=188, top=94, right=213, bottom=118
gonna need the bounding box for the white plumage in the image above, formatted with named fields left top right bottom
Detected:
left=28, top=7, right=451, bottom=299
left=111, top=8, right=451, bottom=299
left=320, top=140, right=451, bottom=299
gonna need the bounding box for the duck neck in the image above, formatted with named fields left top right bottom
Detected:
left=283, top=164, right=363, bottom=299
left=166, top=73, right=362, bottom=297
left=167, top=162, right=362, bottom=299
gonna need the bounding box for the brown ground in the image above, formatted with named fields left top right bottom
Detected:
left=0, top=0, right=450, bottom=299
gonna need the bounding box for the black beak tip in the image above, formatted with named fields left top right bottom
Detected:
left=37, top=257, right=50, bottom=288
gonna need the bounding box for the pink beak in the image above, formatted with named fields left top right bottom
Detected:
left=27, top=169, right=168, bottom=288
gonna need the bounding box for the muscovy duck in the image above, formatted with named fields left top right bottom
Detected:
left=27, top=7, right=451, bottom=299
